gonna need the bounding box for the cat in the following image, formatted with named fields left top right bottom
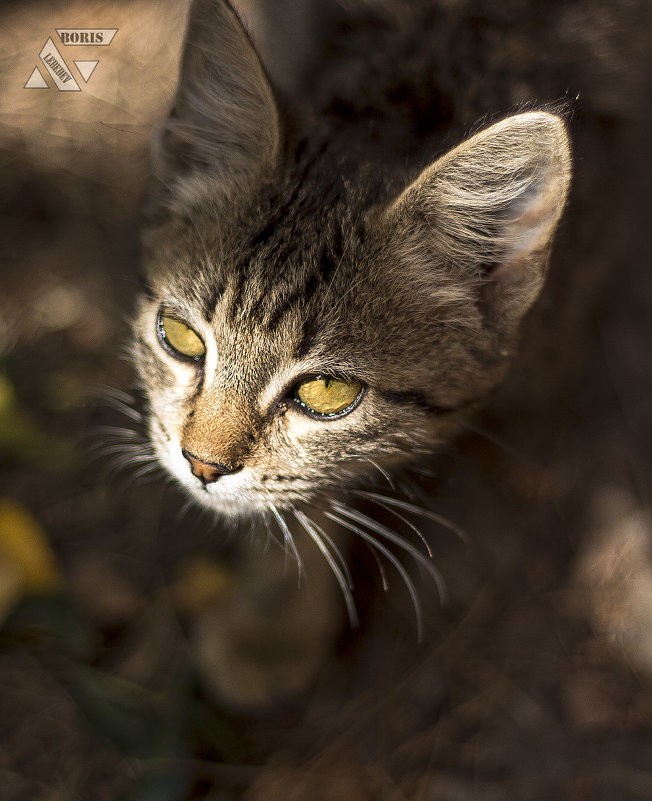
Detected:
left=131, top=0, right=579, bottom=708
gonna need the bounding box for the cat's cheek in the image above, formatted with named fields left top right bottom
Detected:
left=145, top=412, right=193, bottom=494
left=153, top=435, right=194, bottom=491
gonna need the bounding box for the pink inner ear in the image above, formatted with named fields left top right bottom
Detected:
left=503, top=169, right=570, bottom=261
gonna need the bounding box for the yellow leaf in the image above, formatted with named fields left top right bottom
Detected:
left=0, top=499, right=63, bottom=595
left=0, top=555, right=23, bottom=622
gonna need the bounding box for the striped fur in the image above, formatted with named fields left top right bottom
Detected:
left=133, top=0, right=570, bottom=523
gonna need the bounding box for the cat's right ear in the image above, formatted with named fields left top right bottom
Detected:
left=150, top=0, right=280, bottom=212
left=382, top=112, right=571, bottom=339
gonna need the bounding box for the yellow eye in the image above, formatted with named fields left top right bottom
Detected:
left=157, top=313, right=205, bottom=360
left=295, top=375, right=363, bottom=417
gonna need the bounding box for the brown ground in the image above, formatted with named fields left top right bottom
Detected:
left=2, top=2, right=652, bottom=799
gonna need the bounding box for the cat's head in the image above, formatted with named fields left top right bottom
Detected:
left=132, top=0, right=570, bottom=519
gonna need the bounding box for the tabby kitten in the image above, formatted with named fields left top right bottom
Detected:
left=132, top=0, right=570, bottom=706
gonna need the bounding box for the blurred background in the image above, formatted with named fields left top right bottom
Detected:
left=2, top=1, right=652, bottom=800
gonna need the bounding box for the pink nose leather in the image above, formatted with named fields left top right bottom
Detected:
left=181, top=449, right=241, bottom=484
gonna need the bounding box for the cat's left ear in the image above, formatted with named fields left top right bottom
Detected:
left=384, top=112, right=571, bottom=333
left=151, top=0, right=280, bottom=211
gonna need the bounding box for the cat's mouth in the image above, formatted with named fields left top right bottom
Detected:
left=190, top=480, right=271, bottom=517
left=156, top=437, right=315, bottom=517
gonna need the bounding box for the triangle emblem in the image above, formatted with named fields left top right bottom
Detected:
left=74, top=60, right=99, bottom=82
left=24, top=67, right=48, bottom=89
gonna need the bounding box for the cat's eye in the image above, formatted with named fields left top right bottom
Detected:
left=157, top=312, right=206, bottom=361
left=293, top=375, right=363, bottom=418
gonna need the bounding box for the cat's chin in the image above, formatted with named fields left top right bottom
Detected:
left=184, top=483, right=278, bottom=519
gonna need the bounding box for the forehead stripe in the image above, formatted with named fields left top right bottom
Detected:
left=262, top=273, right=320, bottom=332
left=202, top=279, right=227, bottom=322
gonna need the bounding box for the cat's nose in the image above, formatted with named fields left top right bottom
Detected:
left=182, top=449, right=242, bottom=484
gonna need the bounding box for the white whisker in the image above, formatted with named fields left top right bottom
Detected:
left=94, top=425, right=140, bottom=440
left=326, top=510, right=424, bottom=639
left=94, top=443, right=147, bottom=457
left=269, top=504, right=304, bottom=585
left=294, top=510, right=358, bottom=627
left=365, top=542, right=389, bottom=591
left=355, top=493, right=433, bottom=558
left=348, top=454, right=396, bottom=490
left=308, top=514, right=354, bottom=589
left=132, top=462, right=163, bottom=480
left=127, top=453, right=158, bottom=464
left=261, top=510, right=274, bottom=553
left=90, top=385, right=143, bottom=422
left=329, top=500, right=447, bottom=603
left=354, top=490, right=467, bottom=545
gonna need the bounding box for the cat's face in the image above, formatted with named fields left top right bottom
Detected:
left=132, top=0, right=570, bottom=520
left=134, top=185, right=489, bottom=518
